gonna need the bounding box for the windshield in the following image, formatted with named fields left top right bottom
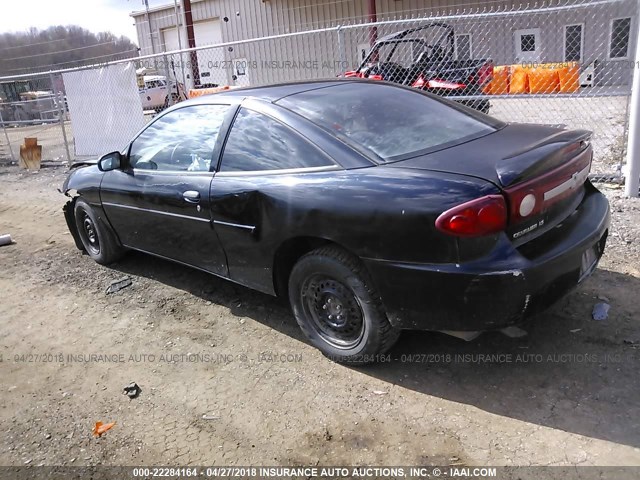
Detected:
left=373, top=41, right=426, bottom=67
left=277, top=82, right=502, bottom=162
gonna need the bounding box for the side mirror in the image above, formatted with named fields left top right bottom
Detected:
left=97, top=151, right=122, bottom=172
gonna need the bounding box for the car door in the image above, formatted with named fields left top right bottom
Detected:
left=100, top=103, right=236, bottom=275
left=150, top=79, right=168, bottom=108
left=139, top=81, right=153, bottom=109
left=514, top=28, right=541, bottom=63
left=209, top=103, right=339, bottom=293
left=140, top=80, right=164, bottom=109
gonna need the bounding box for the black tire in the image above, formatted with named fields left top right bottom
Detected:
left=288, top=246, right=400, bottom=364
left=74, top=198, right=125, bottom=265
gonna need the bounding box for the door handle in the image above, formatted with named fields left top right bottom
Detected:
left=182, top=190, right=201, bottom=203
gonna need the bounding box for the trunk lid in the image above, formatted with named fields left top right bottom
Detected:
left=390, top=123, right=593, bottom=244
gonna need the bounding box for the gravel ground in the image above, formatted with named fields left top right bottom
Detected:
left=0, top=122, right=73, bottom=164
left=0, top=165, right=639, bottom=469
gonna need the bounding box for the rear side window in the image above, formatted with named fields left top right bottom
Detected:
left=219, top=108, right=334, bottom=172
left=277, top=82, right=501, bottom=162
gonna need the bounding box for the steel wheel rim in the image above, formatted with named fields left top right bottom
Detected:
left=80, top=211, right=100, bottom=255
left=301, top=274, right=365, bottom=349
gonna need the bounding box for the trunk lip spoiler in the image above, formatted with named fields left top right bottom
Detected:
left=498, top=129, right=592, bottom=187
left=503, top=129, right=591, bottom=160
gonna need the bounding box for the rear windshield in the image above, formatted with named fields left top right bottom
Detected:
left=277, top=82, right=502, bottom=162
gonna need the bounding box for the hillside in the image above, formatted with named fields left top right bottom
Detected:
left=0, top=26, right=138, bottom=76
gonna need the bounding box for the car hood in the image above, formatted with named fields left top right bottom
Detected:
left=69, top=158, right=99, bottom=170
left=61, top=162, right=102, bottom=197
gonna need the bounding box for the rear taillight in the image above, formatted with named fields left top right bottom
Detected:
left=507, top=188, right=543, bottom=224
left=477, top=62, right=494, bottom=86
left=343, top=70, right=383, bottom=81
left=413, top=76, right=468, bottom=89
left=505, top=141, right=592, bottom=224
left=435, top=195, right=507, bottom=237
left=427, top=78, right=466, bottom=89
left=412, top=74, right=426, bottom=88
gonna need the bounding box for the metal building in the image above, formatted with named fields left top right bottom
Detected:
left=130, top=0, right=637, bottom=88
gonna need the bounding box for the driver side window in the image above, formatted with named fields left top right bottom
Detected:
left=129, top=104, right=229, bottom=172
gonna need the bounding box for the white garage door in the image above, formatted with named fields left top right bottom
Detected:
left=161, top=27, right=189, bottom=87
left=162, top=27, right=181, bottom=52
left=194, top=20, right=222, bottom=46
left=162, top=20, right=227, bottom=88
left=193, top=20, right=227, bottom=86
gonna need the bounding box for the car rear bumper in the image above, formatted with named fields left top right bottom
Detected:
left=364, top=186, right=610, bottom=331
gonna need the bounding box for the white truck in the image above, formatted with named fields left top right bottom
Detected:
left=138, top=74, right=186, bottom=112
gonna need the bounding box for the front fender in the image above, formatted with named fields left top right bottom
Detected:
left=61, top=165, right=106, bottom=252
left=63, top=197, right=84, bottom=251
left=61, top=164, right=103, bottom=202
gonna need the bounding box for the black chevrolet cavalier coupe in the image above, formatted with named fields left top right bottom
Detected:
left=62, top=80, right=610, bottom=363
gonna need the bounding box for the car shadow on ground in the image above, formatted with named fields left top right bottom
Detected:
left=110, top=252, right=640, bottom=449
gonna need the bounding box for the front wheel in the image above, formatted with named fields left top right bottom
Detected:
left=288, top=246, right=400, bottom=364
left=74, top=198, right=125, bottom=265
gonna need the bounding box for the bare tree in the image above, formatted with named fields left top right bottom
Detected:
left=0, top=26, right=139, bottom=76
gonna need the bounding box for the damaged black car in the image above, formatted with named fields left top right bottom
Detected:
left=62, top=80, right=610, bottom=363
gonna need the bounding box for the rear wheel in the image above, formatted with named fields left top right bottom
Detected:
left=288, top=246, right=400, bottom=364
left=74, top=198, right=125, bottom=265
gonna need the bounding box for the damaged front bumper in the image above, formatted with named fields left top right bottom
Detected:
left=364, top=187, right=610, bottom=331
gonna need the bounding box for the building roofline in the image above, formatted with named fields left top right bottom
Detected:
left=130, top=2, right=177, bottom=18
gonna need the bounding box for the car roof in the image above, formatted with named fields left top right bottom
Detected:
left=376, top=22, right=453, bottom=43
left=178, top=79, right=363, bottom=106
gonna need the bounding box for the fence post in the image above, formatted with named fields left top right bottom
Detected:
left=337, top=26, right=346, bottom=72
left=0, top=108, right=15, bottom=163
left=162, top=54, right=174, bottom=106
left=624, top=19, right=640, bottom=197
left=50, top=73, right=71, bottom=163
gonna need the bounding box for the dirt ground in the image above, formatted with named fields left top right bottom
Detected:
left=0, top=164, right=639, bottom=468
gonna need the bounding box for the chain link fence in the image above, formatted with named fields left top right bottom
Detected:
left=0, top=0, right=637, bottom=181
left=0, top=73, right=71, bottom=166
